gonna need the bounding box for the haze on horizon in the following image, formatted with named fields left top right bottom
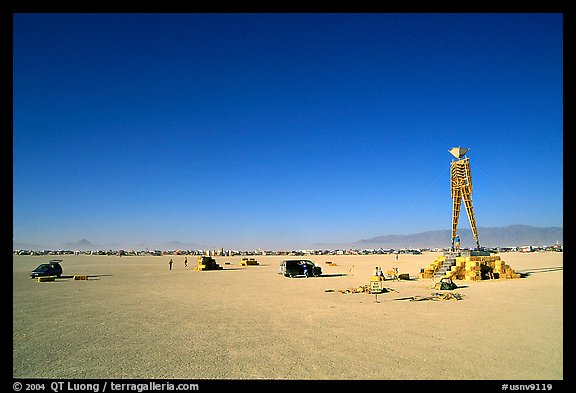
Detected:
left=13, top=13, right=563, bottom=251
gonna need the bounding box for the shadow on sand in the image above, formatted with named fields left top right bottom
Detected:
left=319, top=273, right=349, bottom=278
left=516, top=266, right=563, bottom=278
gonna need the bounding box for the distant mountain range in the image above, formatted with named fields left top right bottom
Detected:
left=13, top=225, right=562, bottom=251
left=60, top=238, right=98, bottom=250
left=12, top=238, right=205, bottom=252
left=353, top=225, right=563, bottom=249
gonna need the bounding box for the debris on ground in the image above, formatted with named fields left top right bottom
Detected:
left=336, top=285, right=393, bottom=294
left=393, top=292, right=464, bottom=301
left=338, top=285, right=369, bottom=294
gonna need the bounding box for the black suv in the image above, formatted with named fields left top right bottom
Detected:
left=279, top=259, right=322, bottom=278
left=30, top=260, right=63, bottom=278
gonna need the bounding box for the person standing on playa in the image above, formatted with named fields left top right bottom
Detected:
left=302, top=262, right=309, bottom=278
left=169, top=258, right=173, bottom=270
left=184, top=256, right=188, bottom=268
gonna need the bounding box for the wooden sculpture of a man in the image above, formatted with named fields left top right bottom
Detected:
left=449, top=147, right=480, bottom=251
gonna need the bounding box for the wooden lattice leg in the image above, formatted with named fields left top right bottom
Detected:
left=451, top=193, right=462, bottom=251
left=462, top=188, right=480, bottom=248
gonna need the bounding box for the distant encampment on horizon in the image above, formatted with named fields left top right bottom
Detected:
left=13, top=224, right=563, bottom=252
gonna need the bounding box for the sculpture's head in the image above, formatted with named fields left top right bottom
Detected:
left=448, top=146, right=469, bottom=159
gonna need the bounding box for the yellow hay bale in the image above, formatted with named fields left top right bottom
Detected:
left=465, top=266, right=480, bottom=272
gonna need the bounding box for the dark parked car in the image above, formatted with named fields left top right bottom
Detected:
left=279, top=259, right=322, bottom=278
left=30, top=259, right=63, bottom=278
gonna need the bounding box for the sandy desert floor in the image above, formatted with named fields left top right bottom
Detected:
left=13, top=252, right=563, bottom=380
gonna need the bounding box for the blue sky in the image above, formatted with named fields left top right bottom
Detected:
left=13, top=13, right=563, bottom=250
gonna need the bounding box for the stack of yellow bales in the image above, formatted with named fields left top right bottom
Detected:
left=454, top=255, right=520, bottom=280
left=453, top=256, right=482, bottom=281
left=194, top=256, right=223, bottom=271
left=419, top=257, right=445, bottom=279
left=240, top=257, right=259, bottom=266
left=492, top=257, right=521, bottom=279
left=420, top=254, right=520, bottom=281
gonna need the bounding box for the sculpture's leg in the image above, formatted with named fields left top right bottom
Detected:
left=451, top=192, right=462, bottom=251
left=462, top=186, right=480, bottom=249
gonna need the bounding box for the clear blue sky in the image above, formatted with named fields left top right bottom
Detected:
left=13, top=13, right=563, bottom=250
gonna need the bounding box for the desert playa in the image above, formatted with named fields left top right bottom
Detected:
left=13, top=251, right=562, bottom=380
